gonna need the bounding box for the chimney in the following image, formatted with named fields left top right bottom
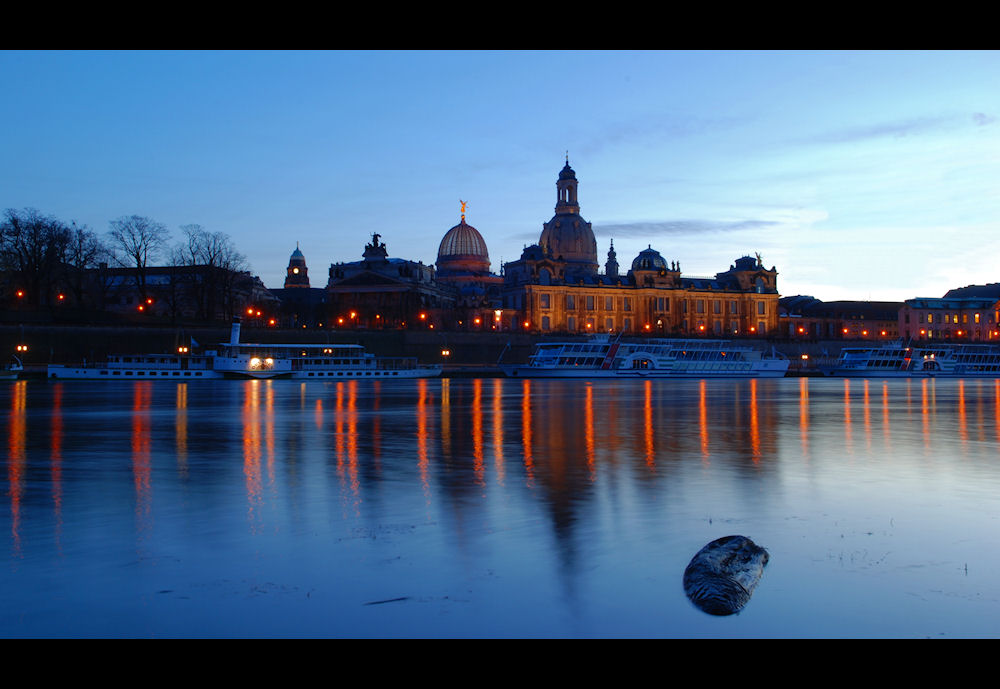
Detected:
left=230, top=317, right=241, bottom=345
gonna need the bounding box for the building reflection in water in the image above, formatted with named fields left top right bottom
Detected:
left=7, top=381, right=26, bottom=556
left=417, top=378, right=431, bottom=500
left=472, top=378, right=485, bottom=487
left=585, top=383, right=596, bottom=481
left=176, top=383, right=188, bottom=478
left=243, top=380, right=263, bottom=529
left=843, top=379, right=853, bottom=456
left=957, top=379, right=968, bottom=453
left=131, top=382, right=153, bottom=538
left=50, top=383, right=64, bottom=549
left=644, top=380, right=655, bottom=471
left=799, top=377, right=809, bottom=461
left=492, top=379, right=505, bottom=486
left=521, top=379, right=535, bottom=486
left=882, top=382, right=891, bottom=451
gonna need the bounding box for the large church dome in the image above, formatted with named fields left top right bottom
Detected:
left=538, top=160, right=598, bottom=274
left=437, top=218, right=490, bottom=275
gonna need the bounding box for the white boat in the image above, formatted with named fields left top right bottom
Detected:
left=47, top=319, right=442, bottom=380
left=499, top=335, right=790, bottom=378
left=2, top=356, right=24, bottom=381
left=825, top=341, right=1000, bottom=378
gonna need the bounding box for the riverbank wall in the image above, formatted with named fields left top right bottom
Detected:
left=3, top=322, right=852, bottom=372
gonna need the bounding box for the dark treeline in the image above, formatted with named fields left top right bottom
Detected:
left=0, top=207, right=252, bottom=322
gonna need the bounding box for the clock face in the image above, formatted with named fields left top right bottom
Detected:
left=293, top=268, right=300, bottom=274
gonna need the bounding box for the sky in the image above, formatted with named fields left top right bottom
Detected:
left=2, top=50, right=999, bottom=302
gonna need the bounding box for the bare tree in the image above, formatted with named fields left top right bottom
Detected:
left=176, top=224, right=249, bottom=321
left=0, top=207, right=72, bottom=307
left=106, top=215, right=169, bottom=301
left=64, top=221, right=108, bottom=307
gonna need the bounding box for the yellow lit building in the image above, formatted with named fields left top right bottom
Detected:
left=501, top=161, right=780, bottom=336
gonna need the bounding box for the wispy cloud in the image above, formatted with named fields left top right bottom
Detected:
left=801, top=115, right=955, bottom=145
left=973, top=112, right=996, bottom=126
left=575, top=114, right=752, bottom=158
left=594, top=219, right=779, bottom=238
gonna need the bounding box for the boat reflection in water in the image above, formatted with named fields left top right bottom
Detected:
left=4, top=377, right=1000, bottom=637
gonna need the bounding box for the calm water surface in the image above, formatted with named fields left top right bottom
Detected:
left=3, top=376, right=1000, bottom=637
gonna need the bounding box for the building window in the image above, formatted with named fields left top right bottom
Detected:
left=927, top=314, right=933, bottom=323
left=757, top=301, right=766, bottom=315
left=605, top=296, right=614, bottom=311
left=697, top=300, right=705, bottom=314
left=757, top=320, right=766, bottom=334
left=586, top=295, right=595, bottom=311
left=540, top=293, right=550, bottom=309
left=605, top=317, right=614, bottom=331
left=568, top=316, right=577, bottom=331
left=714, top=321, right=722, bottom=334
left=975, top=313, right=981, bottom=324
left=623, top=297, right=632, bottom=312
left=566, top=294, right=575, bottom=310
left=623, top=318, right=631, bottom=332
left=542, top=316, right=550, bottom=330
left=714, top=300, right=721, bottom=314
left=729, top=301, right=737, bottom=314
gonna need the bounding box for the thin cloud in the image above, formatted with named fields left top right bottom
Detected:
left=973, top=112, right=996, bottom=126
left=800, top=115, right=954, bottom=145
left=576, top=114, right=752, bottom=158
left=594, top=219, right=779, bottom=238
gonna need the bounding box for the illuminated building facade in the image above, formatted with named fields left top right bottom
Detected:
left=326, top=233, right=455, bottom=329
left=780, top=297, right=903, bottom=340
left=899, top=296, right=1000, bottom=341
left=502, top=161, right=781, bottom=335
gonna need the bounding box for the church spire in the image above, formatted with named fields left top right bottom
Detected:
left=605, top=238, right=619, bottom=278
left=556, top=157, right=580, bottom=215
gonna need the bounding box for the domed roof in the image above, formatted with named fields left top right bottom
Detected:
left=289, top=244, right=305, bottom=264
left=631, top=245, right=668, bottom=272
left=558, top=162, right=577, bottom=180
left=438, top=220, right=489, bottom=262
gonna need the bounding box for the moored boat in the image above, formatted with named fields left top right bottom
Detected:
left=825, top=341, right=1000, bottom=377
left=499, top=334, right=789, bottom=378
left=47, top=319, right=442, bottom=380
left=2, top=356, right=24, bottom=381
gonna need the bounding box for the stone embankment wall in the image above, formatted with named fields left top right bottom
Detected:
left=3, top=322, right=853, bottom=372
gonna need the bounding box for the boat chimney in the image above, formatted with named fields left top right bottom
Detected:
left=230, top=317, right=241, bottom=345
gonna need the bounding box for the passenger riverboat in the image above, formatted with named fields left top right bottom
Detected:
left=500, top=335, right=790, bottom=378
left=826, top=341, right=1000, bottom=377
left=47, top=319, right=442, bottom=380
left=2, top=356, right=24, bottom=381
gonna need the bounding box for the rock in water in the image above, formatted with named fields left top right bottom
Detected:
left=683, top=535, right=769, bottom=616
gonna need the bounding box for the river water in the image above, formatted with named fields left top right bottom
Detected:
left=3, top=376, right=1000, bottom=637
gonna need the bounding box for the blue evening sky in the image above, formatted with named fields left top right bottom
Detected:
left=2, top=50, right=998, bottom=302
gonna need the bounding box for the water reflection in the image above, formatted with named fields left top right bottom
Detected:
left=6, top=381, right=26, bottom=556
left=6, top=377, right=1000, bottom=637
